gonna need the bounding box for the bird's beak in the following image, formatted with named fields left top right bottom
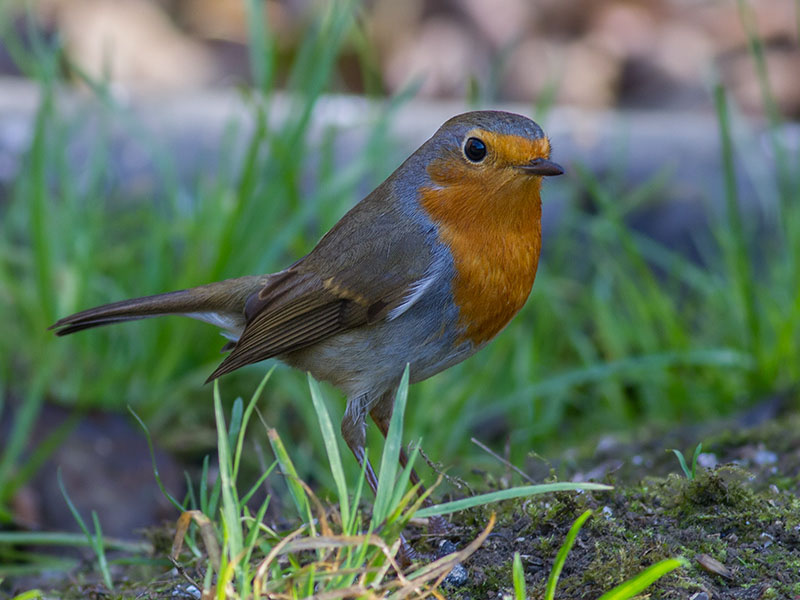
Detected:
left=517, top=158, right=564, bottom=176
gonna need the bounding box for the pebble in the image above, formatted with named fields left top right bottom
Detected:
left=696, top=453, right=718, bottom=469
left=752, top=448, right=777, bottom=466
left=695, top=553, right=732, bottom=579
left=172, top=584, right=201, bottom=599
left=438, top=540, right=469, bottom=587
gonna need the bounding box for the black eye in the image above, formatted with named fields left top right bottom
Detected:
left=464, top=137, right=487, bottom=162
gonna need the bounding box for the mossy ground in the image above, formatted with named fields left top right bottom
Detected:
left=436, top=466, right=799, bottom=599
left=4, top=406, right=800, bottom=599
left=431, top=406, right=800, bottom=599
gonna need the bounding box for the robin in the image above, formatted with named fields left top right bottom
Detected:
left=51, top=110, right=563, bottom=505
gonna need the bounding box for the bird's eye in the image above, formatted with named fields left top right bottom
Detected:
left=464, top=137, right=487, bottom=162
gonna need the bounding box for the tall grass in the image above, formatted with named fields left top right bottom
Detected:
left=1, top=0, right=798, bottom=506
left=0, top=0, right=402, bottom=511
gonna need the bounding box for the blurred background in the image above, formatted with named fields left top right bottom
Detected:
left=0, top=0, right=799, bottom=539
left=2, top=0, right=800, bottom=113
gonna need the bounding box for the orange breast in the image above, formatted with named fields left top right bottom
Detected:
left=420, top=140, right=546, bottom=346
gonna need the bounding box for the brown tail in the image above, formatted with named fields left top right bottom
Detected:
left=50, top=276, right=264, bottom=337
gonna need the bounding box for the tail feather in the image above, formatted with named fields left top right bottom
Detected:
left=51, top=315, right=154, bottom=336
left=50, top=276, right=264, bottom=338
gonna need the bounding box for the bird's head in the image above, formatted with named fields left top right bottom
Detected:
left=422, top=111, right=562, bottom=190
left=413, top=111, right=563, bottom=228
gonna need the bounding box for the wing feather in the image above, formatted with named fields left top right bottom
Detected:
left=207, top=295, right=350, bottom=380
left=207, top=197, right=439, bottom=381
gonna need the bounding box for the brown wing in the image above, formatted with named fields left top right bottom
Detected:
left=206, top=271, right=375, bottom=380
left=207, top=190, right=436, bottom=381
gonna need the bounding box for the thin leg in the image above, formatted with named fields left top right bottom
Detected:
left=341, top=395, right=416, bottom=565
left=340, top=400, right=380, bottom=496
left=369, top=392, right=451, bottom=535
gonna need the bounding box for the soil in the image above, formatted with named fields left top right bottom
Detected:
left=2, top=403, right=799, bottom=599
left=421, top=402, right=800, bottom=599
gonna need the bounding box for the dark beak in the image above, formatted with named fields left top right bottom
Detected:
left=518, top=158, right=564, bottom=176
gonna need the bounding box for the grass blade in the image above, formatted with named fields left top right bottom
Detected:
left=544, top=509, right=592, bottom=600
left=512, top=552, right=526, bottom=600
left=669, top=449, right=692, bottom=480
left=690, top=443, right=703, bottom=478
left=371, top=366, right=410, bottom=527
left=128, top=406, right=184, bottom=511
left=0, top=531, right=149, bottom=552
left=245, top=0, right=275, bottom=92
left=597, top=558, right=687, bottom=600
left=57, top=469, right=113, bottom=589
left=267, top=427, right=312, bottom=525
left=308, top=374, right=350, bottom=528
left=232, top=368, right=274, bottom=480
left=213, top=381, right=243, bottom=556
left=713, top=83, right=762, bottom=383
left=415, top=483, right=611, bottom=518
left=10, top=591, right=44, bottom=600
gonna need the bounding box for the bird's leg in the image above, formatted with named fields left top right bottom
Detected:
left=340, top=397, right=380, bottom=497
left=341, top=394, right=416, bottom=566
left=369, top=391, right=451, bottom=535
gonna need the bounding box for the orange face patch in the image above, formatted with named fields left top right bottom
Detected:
left=478, top=131, right=552, bottom=171
left=421, top=132, right=550, bottom=346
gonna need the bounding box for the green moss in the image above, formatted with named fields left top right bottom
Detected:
left=15, top=414, right=800, bottom=599
left=451, top=452, right=800, bottom=600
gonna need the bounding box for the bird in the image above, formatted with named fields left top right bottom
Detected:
left=51, top=110, right=563, bottom=507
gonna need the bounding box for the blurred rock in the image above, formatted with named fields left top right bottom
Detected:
left=503, top=39, right=556, bottom=103
left=695, top=0, right=797, bottom=53
left=591, top=3, right=658, bottom=59
left=654, top=24, right=713, bottom=83
left=368, top=0, right=425, bottom=57
left=720, top=44, right=800, bottom=117
left=0, top=0, right=796, bottom=116
left=385, top=18, right=488, bottom=98
left=179, top=0, right=252, bottom=43
left=40, top=0, right=215, bottom=95
left=3, top=403, right=184, bottom=536
left=459, top=0, right=532, bottom=48
left=559, top=39, right=621, bottom=108
left=179, top=0, right=292, bottom=46
left=505, top=36, right=621, bottom=109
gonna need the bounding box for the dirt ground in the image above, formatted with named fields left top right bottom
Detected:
left=422, top=398, right=800, bottom=599
left=3, top=396, right=800, bottom=599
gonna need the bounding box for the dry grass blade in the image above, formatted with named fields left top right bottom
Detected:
left=391, top=512, right=497, bottom=599
left=303, top=584, right=377, bottom=599
left=365, top=537, right=403, bottom=590
left=170, top=510, right=221, bottom=573
left=274, top=533, right=409, bottom=587
left=280, top=534, right=400, bottom=556
left=471, top=437, right=535, bottom=484
left=255, top=531, right=408, bottom=597
left=417, top=447, right=473, bottom=494
left=294, top=476, right=334, bottom=538
left=253, top=524, right=307, bottom=597
left=254, top=531, right=426, bottom=597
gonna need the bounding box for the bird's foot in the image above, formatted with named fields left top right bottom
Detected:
left=427, top=514, right=453, bottom=535
left=396, top=534, right=418, bottom=569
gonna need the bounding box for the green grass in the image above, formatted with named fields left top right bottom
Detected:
left=166, top=375, right=674, bottom=599
left=0, top=0, right=406, bottom=501
left=0, top=375, right=681, bottom=596
left=669, top=443, right=703, bottom=481
left=1, top=0, right=799, bottom=524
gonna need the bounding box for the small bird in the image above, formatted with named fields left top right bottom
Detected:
left=51, top=110, right=563, bottom=501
